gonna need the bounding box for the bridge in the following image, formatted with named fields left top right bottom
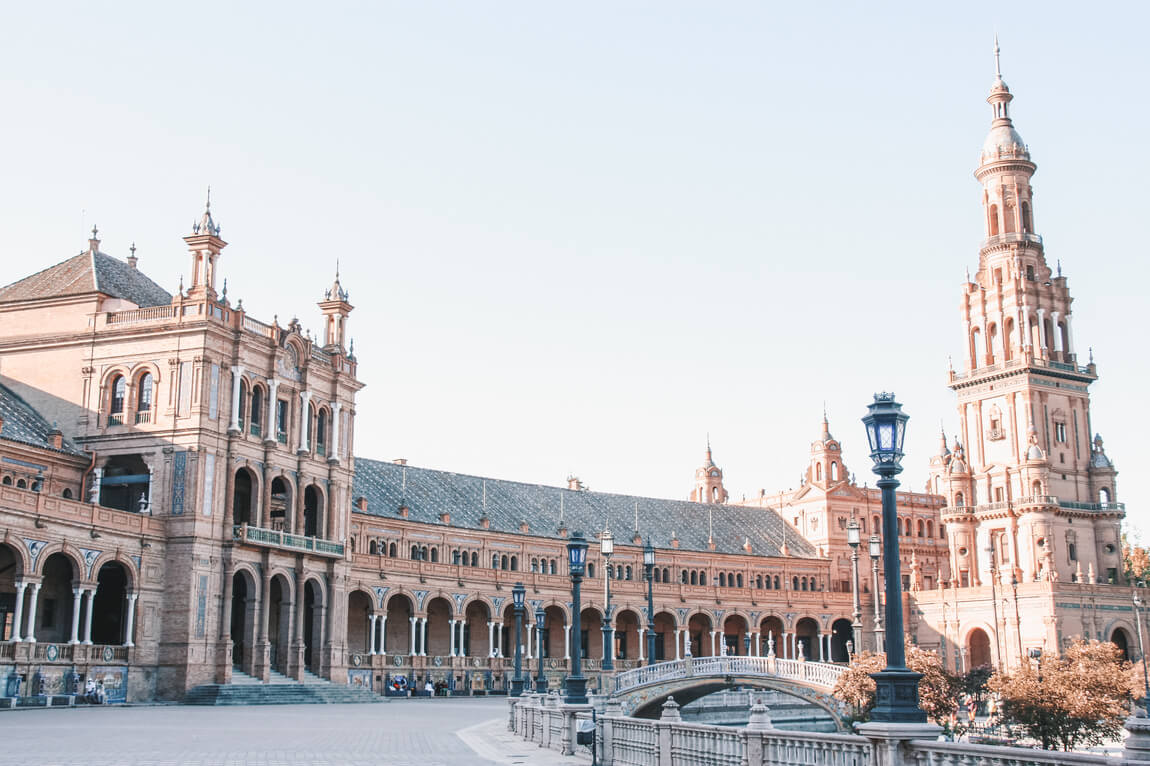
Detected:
left=610, top=655, right=849, bottom=728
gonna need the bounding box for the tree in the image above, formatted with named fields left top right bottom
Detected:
left=1124, top=533, right=1150, bottom=583
left=988, top=639, right=1135, bottom=751
left=832, top=643, right=960, bottom=724
left=960, top=664, right=992, bottom=707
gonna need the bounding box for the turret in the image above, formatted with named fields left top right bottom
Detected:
left=690, top=439, right=728, bottom=504
left=317, top=263, right=353, bottom=351
left=182, top=190, right=226, bottom=301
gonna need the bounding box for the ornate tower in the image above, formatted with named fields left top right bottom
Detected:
left=690, top=440, right=728, bottom=504
left=933, top=43, right=1123, bottom=589
left=182, top=192, right=226, bottom=300
left=317, top=266, right=353, bottom=351
left=807, top=412, right=847, bottom=488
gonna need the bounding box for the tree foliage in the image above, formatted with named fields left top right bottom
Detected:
left=1124, top=533, right=1150, bottom=583
left=960, top=664, right=992, bottom=705
left=832, top=643, right=960, bottom=724
left=988, top=639, right=1135, bottom=751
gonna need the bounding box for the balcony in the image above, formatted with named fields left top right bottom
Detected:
left=233, top=524, right=345, bottom=558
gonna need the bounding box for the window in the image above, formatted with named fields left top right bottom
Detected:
left=1055, top=422, right=1067, bottom=443
left=237, top=379, right=248, bottom=429
left=136, top=373, right=154, bottom=423
left=587, top=562, right=595, bottom=578
left=719, top=573, right=726, bottom=587
left=276, top=400, right=289, bottom=443
left=1068, top=543, right=1078, bottom=562
left=316, top=409, right=328, bottom=456
left=250, top=387, right=263, bottom=436
left=109, top=375, right=126, bottom=422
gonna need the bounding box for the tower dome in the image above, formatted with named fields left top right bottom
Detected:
left=980, top=37, right=1029, bottom=163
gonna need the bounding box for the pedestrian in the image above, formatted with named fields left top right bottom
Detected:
left=424, top=679, right=434, bottom=696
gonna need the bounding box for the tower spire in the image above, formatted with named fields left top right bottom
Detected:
left=994, top=34, right=1002, bottom=79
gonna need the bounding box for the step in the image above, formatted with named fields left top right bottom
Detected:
left=186, top=679, right=383, bottom=706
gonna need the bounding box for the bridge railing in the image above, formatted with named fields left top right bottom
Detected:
left=612, top=656, right=846, bottom=694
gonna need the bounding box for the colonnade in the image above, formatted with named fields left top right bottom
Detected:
left=5, top=578, right=137, bottom=647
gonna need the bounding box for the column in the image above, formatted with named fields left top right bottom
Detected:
left=379, top=615, right=387, bottom=654
left=458, top=619, right=466, bottom=656
left=487, top=621, right=495, bottom=657
left=368, top=614, right=377, bottom=655
left=1036, top=308, right=1048, bottom=354
left=82, top=588, right=95, bottom=644
left=564, top=624, right=571, bottom=660
left=409, top=617, right=417, bottom=655
left=228, top=365, right=244, bottom=432
left=1065, top=315, right=1075, bottom=355
left=637, top=627, right=644, bottom=661
left=10, top=581, right=26, bottom=642
left=710, top=630, right=717, bottom=656
left=330, top=402, right=342, bottom=462
left=265, top=379, right=279, bottom=440
left=1050, top=311, right=1062, bottom=353
left=297, top=391, right=312, bottom=453
left=69, top=588, right=83, bottom=644
left=524, top=620, right=531, bottom=660
left=25, top=583, right=40, bottom=642
left=608, top=627, right=615, bottom=661
left=449, top=619, right=457, bottom=657
left=123, top=594, right=138, bottom=647
left=674, top=628, right=681, bottom=660
left=495, top=622, right=503, bottom=657
left=420, top=617, right=428, bottom=655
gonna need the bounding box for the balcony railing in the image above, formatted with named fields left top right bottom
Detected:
left=233, top=524, right=345, bottom=557
left=134, top=409, right=153, bottom=425
left=948, top=496, right=1123, bottom=515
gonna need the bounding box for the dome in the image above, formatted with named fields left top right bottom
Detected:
left=982, top=124, right=1028, bottom=159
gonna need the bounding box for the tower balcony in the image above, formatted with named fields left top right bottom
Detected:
left=979, top=231, right=1043, bottom=251
left=232, top=523, right=345, bottom=558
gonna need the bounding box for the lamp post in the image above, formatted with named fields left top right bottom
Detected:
left=643, top=539, right=656, bottom=665
left=600, top=528, right=614, bottom=672
left=566, top=532, right=589, bottom=704
left=861, top=392, right=924, bottom=723
left=1010, top=573, right=1023, bottom=665
left=510, top=582, right=525, bottom=697
left=1133, top=584, right=1150, bottom=714
left=986, top=539, right=1003, bottom=670
left=846, top=639, right=854, bottom=661
left=869, top=533, right=884, bottom=652
left=847, top=519, right=863, bottom=657
left=535, top=605, right=546, bottom=692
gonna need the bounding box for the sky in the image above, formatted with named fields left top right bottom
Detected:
left=1, top=3, right=1146, bottom=536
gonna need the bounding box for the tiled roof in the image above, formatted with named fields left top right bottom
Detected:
left=352, top=459, right=818, bottom=559
left=0, top=383, right=85, bottom=456
left=0, top=251, right=171, bottom=307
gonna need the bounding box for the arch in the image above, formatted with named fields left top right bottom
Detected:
left=966, top=627, right=992, bottom=670
left=425, top=596, right=454, bottom=657
left=954, top=492, right=965, bottom=507
left=759, top=616, right=785, bottom=657
left=346, top=589, right=372, bottom=655
left=0, top=543, right=24, bottom=641
left=794, top=617, right=821, bottom=661
left=385, top=593, right=414, bottom=656
left=970, top=327, right=982, bottom=367
left=815, top=463, right=823, bottom=481
left=719, top=572, right=726, bottom=587
left=267, top=573, right=294, bottom=673
left=614, top=608, right=642, bottom=660
left=1111, top=627, right=1133, bottom=662
left=34, top=544, right=84, bottom=580
left=301, top=578, right=324, bottom=672
left=830, top=462, right=839, bottom=481
left=303, top=484, right=323, bottom=538
left=315, top=407, right=328, bottom=457
left=686, top=612, right=714, bottom=657
left=580, top=606, right=604, bottom=660
left=1021, top=201, right=1032, bottom=232
left=136, top=372, right=154, bottom=422
left=916, top=519, right=925, bottom=537
left=540, top=603, right=566, bottom=660
left=722, top=613, right=749, bottom=656
left=689, top=571, right=698, bottom=586
left=459, top=598, right=493, bottom=657
left=926, top=520, right=934, bottom=538
left=99, top=453, right=150, bottom=512
left=269, top=476, right=292, bottom=531
left=1003, top=317, right=1015, bottom=361
left=230, top=568, right=259, bottom=672
left=90, top=561, right=130, bottom=645
left=35, top=552, right=79, bottom=644
left=1100, top=487, right=1112, bottom=504
left=830, top=618, right=854, bottom=662
left=988, top=203, right=1000, bottom=236
left=108, top=373, right=127, bottom=422
left=232, top=467, right=258, bottom=526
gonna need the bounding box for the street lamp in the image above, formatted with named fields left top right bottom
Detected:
left=566, top=532, right=590, bottom=704
left=861, top=392, right=924, bottom=723
left=869, top=533, right=884, bottom=652
left=1133, top=584, right=1150, bottom=714
left=847, top=519, right=863, bottom=658
left=1010, top=573, right=1023, bottom=665
left=535, top=605, right=546, bottom=692
left=510, top=582, right=526, bottom=697
left=643, top=539, right=656, bottom=665
left=986, top=539, right=1003, bottom=670
left=600, top=528, right=614, bottom=672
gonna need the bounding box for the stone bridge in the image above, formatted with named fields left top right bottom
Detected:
left=610, top=656, right=849, bottom=728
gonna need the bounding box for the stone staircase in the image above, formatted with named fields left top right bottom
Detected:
left=185, top=668, right=383, bottom=705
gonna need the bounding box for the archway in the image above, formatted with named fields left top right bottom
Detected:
left=303, top=485, right=322, bottom=538
left=723, top=615, right=749, bottom=656
left=230, top=570, right=258, bottom=671
left=760, top=616, right=785, bottom=658
left=652, top=611, right=676, bottom=662
left=465, top=600, right=493, bottom=657
left=426, top=597, right=453, bottom=658
left=541, top=604, right=565, bottom=660
left=580, top=607, right=603, bottom=661
left=688, top=613, right=713, bottom=657
left=233, top=468, right=257, bottom=526
left=0, top=543, right=23, bottom=641
left=267, top=575, right=292, bottom=673
left=38, top=553, right=79, bottom=643
left=91, top=562, right=129, bottom=645
left=830, top=618, right=854, bottom=663
left=614, top=609, right=641, bottom=661
left=967, top=628, right=992, bottom=670
left=795, top=617, right=821, bottom=661
left=346, top=590, right=372, bottom=655
left=269, top=477, right=292, bottom=531
left=386, top=594, right=414, bottom=656
left=302, top=579, right=324, bottom=673
left=1111, top=627, right=1132, bottom=662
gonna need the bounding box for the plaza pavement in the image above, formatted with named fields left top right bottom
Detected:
left=0, top=698, right=591, bottom=766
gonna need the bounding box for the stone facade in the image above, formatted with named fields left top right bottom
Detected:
left=0, top=50, right=1140, bottom=703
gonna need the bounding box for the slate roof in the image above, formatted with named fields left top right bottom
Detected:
left=0, top=383, right=85, bottom=457
left=352, top=458, right=818, bottom=559
left=0, top=251, right=171, bottom=307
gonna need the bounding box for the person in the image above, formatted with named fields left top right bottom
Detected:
left=424, top=679, right=434, bottom=696
left=84, top=678, right=98, bottom=704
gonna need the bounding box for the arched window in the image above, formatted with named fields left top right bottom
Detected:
left=411, top=545, right=420, bottom=560
left=756, top=575, right=763, bottom=589
left=954, top=492, right=964, bottom=507
left=16, top=479, right=26, bottom=489
left=501, top=555, right=509, bottom=570
left=62, top=488, right=73, bottom=499
left=1100, top=488, right=1111, bottom=504
left=307, top=402, right=316, bottom=449
left=719, top=572, right=726, bottom=587
left=316, top=409, right=328, bottom=456
left=625, top=566, right=632, bottom=580
left=250, top=386, right=263, bottom=436
left=550, top=560, right=557, bottom=575
left=830, top=462, right=839, bottom=481
left=370, top=540, right=379, bottom=555
left=510, top=555, right=518, bottom=571
left=682, top=570, right=688, bottom=584
left=137, top=373, right=154, bottom=423
left=736, top=573, right=743, bottom=588
left=472, top=552, right=479, bottom=567
left=792, top=576, right=799, bottom=590
left=988, top=203, right=1000, bottom=236
left=801, top=577, right=808, bottom=591
left=430, top=547, right=438, bottom=563
left=492, top=554, right=499, bottom=569
left=815, top=463, right=822, bottom=481
left=873, top=515, right=880, bottom=531
left=1021, top=201, right=1032, bottom=232
left=917, top=519, right=925, bottom=537
left=587, top=562, right=595, bottom=578
left=109, top=375, right=126, bottom=422
left=388, top=542, right=397, bottom=558
left=662, top=567, right=669, bottom=582
left=926, top=521, right=934, bottom=538
left=1, top=476, right=9, bottom=485
left=971, top=327, right=982, bottom=366
left=690, top=571, right=698, bottom=586
left=237, top=379, right=248, bottom=429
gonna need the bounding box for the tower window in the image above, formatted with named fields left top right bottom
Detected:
left=1026, top=265, right=1035, bottom=281
left=1054, top=422, right=1067, bottom=443
left=1021, top=201, right=1032, bottom=233
left=988, top=204, right=1000, bottom=236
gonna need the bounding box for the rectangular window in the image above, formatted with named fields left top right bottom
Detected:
left=1055, top=422, right=1067, bottom=443
left=276, top=400, right=289, bottom=444
left=959, top=570, right=970, bottom=587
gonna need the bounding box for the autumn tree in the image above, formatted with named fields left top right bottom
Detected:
left=988, top=639, right=1135, bottom=751
left=1124, top=533, right=1150, bottom=583
left=832, top=643, right=959, bottom=724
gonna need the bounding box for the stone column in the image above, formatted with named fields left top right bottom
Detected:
left=710, top=630, right=717, bottom=656
left=82, top=588, right=96, bottom=644
left=1036, top=308, right=1048, bottom=354
left=368, top=614, right=377, bottom=655
left=10, top=581, right=26, bottom=642
left=1065, top=314, right=1076, bottom=355
left=420, top=617, right=428, bottom=656
left=297, top=391, right=312, bottom=453
left=228, top=365, right=244, bottom=433
left=25, top=583, right=40, bottom=642
left=379, top=615, right=387, bottom=655
left=69, top=588, right=83, bottom=644
left=751, top=631, right=759, bottom=657
left=674, top=628, right=681, bottom=660
left=637, top=627, right=644, bottom=662
left=564, top=624, right=571, bottom=660
left=265, top=378, right=279, bottom=441
left=124, top=594, right=138, bottom=647
left=409, top=616, right=417, bottom=656
left=330, top=402, right=342, bottom=463
left=449, top=619, right=457, bottom=657
left=488, top=621, right=495, bottom=657
left=524, top=620, right=531, bottom=660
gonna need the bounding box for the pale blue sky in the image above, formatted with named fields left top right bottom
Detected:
left=1, top=3, right=1146, bottom=534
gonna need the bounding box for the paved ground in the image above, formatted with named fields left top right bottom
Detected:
left=0, top=698, right=587, bottom=766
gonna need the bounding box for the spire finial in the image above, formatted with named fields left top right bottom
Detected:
left=91, top=224, right=98, bottom=240
left=206, top=185, right=211, bottom=211
left=1057, top=259, right=1062, bottom=277
left=994, top=34, right=1002, bottom=78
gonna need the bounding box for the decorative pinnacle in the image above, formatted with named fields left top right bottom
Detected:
left=91, top=225, right=99, bottom=239
left=994, top=34, right=1002, bottom=78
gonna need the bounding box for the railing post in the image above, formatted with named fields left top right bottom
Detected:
left=602, top=697, right=622, bottom=766
left=657, top=697, right=680, bottom=766
left=856, top=721, right=940, bottom=766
